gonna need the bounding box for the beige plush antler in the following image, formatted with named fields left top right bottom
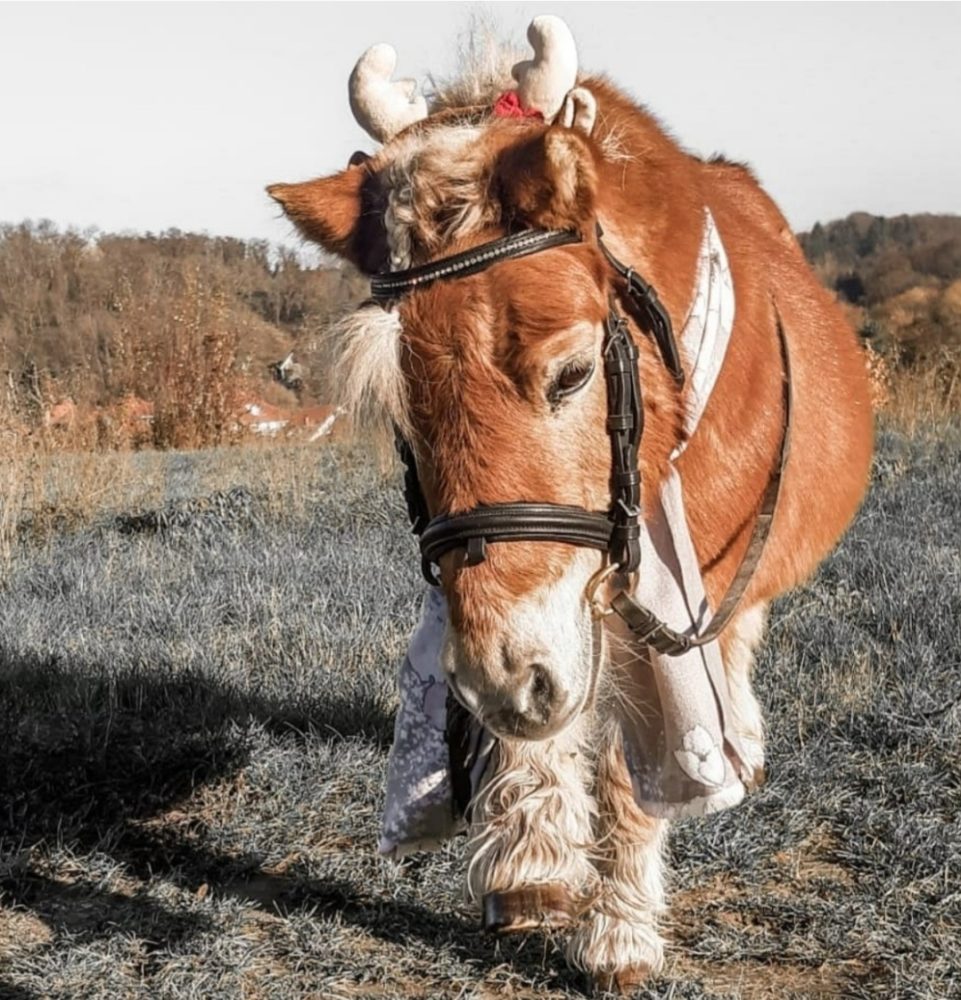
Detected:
left=511, top=15, right=579, bottom=122
left=349, top=43, right=428, bottom=144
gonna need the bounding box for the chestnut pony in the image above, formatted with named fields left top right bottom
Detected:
left=269, top=18, right=873, bottom=992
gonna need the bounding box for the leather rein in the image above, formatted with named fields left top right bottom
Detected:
left=371, top=226, right=792, bottom=656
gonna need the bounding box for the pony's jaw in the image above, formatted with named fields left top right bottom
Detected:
left=441, top=551, right=598, bottom=741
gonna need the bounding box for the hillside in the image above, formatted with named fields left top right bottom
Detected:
left=1, top=212, right=959, bottom=448
left=798, top=212, right=961, bottom=364
left=0, top=221, right=367, bottom=424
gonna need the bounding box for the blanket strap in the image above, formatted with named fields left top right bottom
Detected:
left=609, top=309, right=793, bottom=656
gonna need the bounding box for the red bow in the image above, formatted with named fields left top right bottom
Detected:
left=492, top=91, right=544, bottom=120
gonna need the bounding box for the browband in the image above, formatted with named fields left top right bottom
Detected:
left=371, top=229, right=582, bottom=300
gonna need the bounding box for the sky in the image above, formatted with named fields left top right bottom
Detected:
left=1, top=2, right=959, bottom=249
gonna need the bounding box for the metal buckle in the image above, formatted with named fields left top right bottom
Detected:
left=586, top=562, right=631, bottom=619
left=615, top=498, right=642, bottom=520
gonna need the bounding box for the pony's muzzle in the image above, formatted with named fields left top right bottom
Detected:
left=447, top=654, right=578, bottom=741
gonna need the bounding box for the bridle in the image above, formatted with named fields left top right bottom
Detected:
left=372, top=227, right=653, bottom=575
left=371, top=225, right=792, bottom=655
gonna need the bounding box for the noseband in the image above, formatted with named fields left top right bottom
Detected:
left=372, top=225, right=792, bottom=654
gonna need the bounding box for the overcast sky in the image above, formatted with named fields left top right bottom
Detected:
left=2, top=2, right=958, bottom=248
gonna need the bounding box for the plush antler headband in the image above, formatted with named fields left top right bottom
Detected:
left=347, top=15, right=596, bottom=143
left=348, top=43, right=428, bottom=143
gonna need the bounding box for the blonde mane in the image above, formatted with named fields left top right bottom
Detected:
left=426, top=19, right=522, bottom=113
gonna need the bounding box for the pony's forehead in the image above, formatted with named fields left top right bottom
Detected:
left=373, top=119, right=529, bottom=270
left=399, top=246, right=608, bottom=344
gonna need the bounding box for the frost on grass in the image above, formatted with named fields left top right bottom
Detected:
left=1, top=429, right=960, bottom=999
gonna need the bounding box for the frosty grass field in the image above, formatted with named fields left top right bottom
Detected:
left=1, top=424, right=959, bottom=999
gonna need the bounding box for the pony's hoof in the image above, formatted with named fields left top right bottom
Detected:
left=592, top=964, right=653, bottom=995
left=482, top=885, right=575, bottom=933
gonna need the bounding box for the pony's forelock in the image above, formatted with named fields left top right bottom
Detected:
left=384, top=125, right=499, bottom=268
left=426, top=18, right=522, bottom=113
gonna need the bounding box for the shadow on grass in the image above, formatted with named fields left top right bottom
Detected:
left=0, top=641, right=590, bottom=991
left=0, top=643, right=395, bottom=963
left=0, top=982, right=46, bottom=1000
left=297, top=875, right=584, bottom=991
left=1, top=870, right=212, bottom=953
left=214, top=869, right=585, bottom=993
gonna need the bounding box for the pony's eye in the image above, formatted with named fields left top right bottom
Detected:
left=548, top=358, right=595, bottom=404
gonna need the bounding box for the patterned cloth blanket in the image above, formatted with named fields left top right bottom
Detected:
left=380, top=211, right=753, bottom=857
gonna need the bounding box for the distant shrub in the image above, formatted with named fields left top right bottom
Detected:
left=0, top=220, right=368, bottom=446
left=800, top=212, right=961, bottom=428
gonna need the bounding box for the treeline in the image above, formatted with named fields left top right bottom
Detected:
left=0, top=220, right=367, bottom=420
left=1, top=212, right=958, bottom=447
left=799, top=212, right=961, bottom=365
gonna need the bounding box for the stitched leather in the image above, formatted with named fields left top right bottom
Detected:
left=608, top=311, right=793, bottom=654
left=371, top=229, right=581, bottom=300
left=377, top=224, right=792, bottom=655
left=420, top=503, right=614, bottom=583
left=398, top=299, right=643, bottom=584
left=597, top=223, right=685, bottom=385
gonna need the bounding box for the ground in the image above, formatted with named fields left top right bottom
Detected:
left=0, top=427, right=959, bottom=999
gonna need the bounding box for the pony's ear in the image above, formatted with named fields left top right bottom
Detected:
left=495, top=126, right=598, bottom=232
left=267, top=162, right=367, bottom=263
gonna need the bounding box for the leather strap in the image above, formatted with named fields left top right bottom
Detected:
left=371, top=229, right=581, bottom=300
left=402, top=300, right=643, bottom=583
left=383, top=224, right=789, bottom=654
left=603, top=307, right=643, bottom=573
left=419, top=503, right=614, bottom=584
left=395, top=433, right=430, bottom=535
left=607, top=310, right=793, bottom=655
left=597, top=226, right=685, bottom=386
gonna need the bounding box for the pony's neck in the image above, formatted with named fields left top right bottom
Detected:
left=585, top=77, right=706, bottom=328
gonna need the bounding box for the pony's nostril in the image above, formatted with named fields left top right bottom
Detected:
left=527, top=663, right=555, bottom=718
left=478, top=661, right=573, bottom=741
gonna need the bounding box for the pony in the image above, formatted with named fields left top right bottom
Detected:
left=268, top=16, right=873, bottom=992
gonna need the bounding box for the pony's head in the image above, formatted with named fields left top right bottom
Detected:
left=268, top=17, right=689, bottom=740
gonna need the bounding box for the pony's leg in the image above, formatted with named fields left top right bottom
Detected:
left=569, top=729, right=667, bottom=992
left=467, top=714, right=596, bottom=932
left=720, top=602, right=769, bottom=787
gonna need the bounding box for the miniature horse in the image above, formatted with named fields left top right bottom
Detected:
left=268, top=17, right=873, bottom=992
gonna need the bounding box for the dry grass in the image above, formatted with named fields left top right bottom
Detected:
left=875, top=348, right=961, bottom=435
left=124, top=273, right=244, bottom=451
left=0, top=318, right=959, bottom=997
left=0, top=409, right=356, bottom=577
